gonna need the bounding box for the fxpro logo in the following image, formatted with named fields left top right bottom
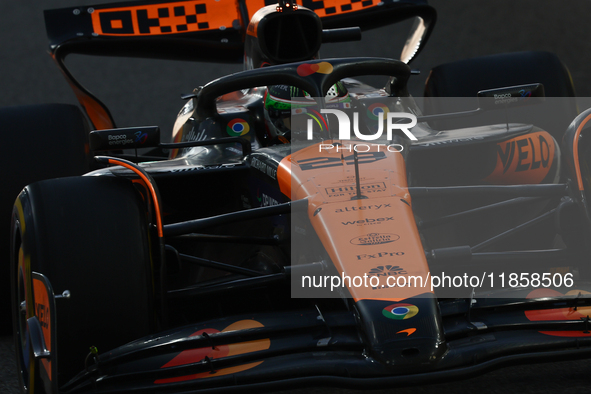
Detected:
left=307, top=109, right=418, bottom=149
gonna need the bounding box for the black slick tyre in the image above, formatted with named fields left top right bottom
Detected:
left=11, top=176, right=153, bottom=392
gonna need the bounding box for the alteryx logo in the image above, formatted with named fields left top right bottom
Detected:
left=306, top=109, right=418, bottom=141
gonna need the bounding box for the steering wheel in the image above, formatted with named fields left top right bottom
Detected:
left=196, top=57, right=411, bottom=119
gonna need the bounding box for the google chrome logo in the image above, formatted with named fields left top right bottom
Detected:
left=367, top=103, right=389, bottom=120
left=382, top=303, right=419, bottom=320
left=226, top=118, right=250, bottom=136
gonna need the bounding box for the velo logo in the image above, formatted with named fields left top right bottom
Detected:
left=306, top=109, right=418, bottom=141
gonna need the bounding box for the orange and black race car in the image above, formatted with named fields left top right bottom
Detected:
left=9, top=0, right=591, bottom=393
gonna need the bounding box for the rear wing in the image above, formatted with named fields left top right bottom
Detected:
left=44, top=0, right=435, bottom=129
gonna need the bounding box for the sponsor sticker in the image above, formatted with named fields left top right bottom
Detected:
left=367, top=103, right=389, bottom=120
left=334, top=203, right=391, bottom=213
left=350, top=233, right=400, bottom=245
left=226, top=118, right=250, bottom=137
left=296, top=62, right=333, bottom=77
left=325, top=182, right=386, bottom=198
left=251, top=157, right=277, bottom=179
left=357, top=252, right=405, bottom=260
left=382, top=303, right=419, bottom=320
left=368, top=265, right=407, bottom=276
left=341, top=216, right=393, bottom=226
left=257, top=190, right=279, bottom=207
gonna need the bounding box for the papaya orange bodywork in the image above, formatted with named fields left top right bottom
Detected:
left=90, top=0, right=239, bottom=36
left=33, top=278, right=52, bottom=381
left=287, top=142, right=433, bottom=302
left=526, top=289, right=591, bottom=337
left=573, top=113, right=591, bottom=191
left=155, top=320, right=269, bottom=384
left=484, top=130, right=555, bottom=185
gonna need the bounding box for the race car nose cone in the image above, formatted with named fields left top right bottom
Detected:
left=355, top=297, right=446, bottom=369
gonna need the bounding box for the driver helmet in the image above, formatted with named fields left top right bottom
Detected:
left=263, top=81, right=351, bottom=143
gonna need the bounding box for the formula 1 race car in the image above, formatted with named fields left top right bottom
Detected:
left=10, top=0, right=591, bottom=393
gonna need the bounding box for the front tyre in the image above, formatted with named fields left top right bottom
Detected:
left=11, top=176, right=154, bottom=392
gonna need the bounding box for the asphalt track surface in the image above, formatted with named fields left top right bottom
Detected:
left=2, top=1, right=591, bottom=393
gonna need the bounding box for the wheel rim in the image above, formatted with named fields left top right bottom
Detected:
left=15, top=244, right=34, bottom=393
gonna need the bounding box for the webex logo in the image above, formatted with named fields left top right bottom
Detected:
left=306, top=109, right=418, bottom=141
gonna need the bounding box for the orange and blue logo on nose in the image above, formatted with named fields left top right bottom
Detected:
left=226, top=119, right=250, bottom=136
left=382, top=303, right=419, bottom=320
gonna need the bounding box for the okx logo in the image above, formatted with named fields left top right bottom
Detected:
left=306, top=109, right=418, bottom=141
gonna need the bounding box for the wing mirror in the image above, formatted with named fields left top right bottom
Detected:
left=89, top=126, right=161, bottom=151
left=418, top=83, right=545, bottom=123
left=477, top=83, right=545, bottom=110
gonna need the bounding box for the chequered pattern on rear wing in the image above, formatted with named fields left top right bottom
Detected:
left=90, top=0, right=239, bottom=35
left=90, top=0, right=380, bottom=36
